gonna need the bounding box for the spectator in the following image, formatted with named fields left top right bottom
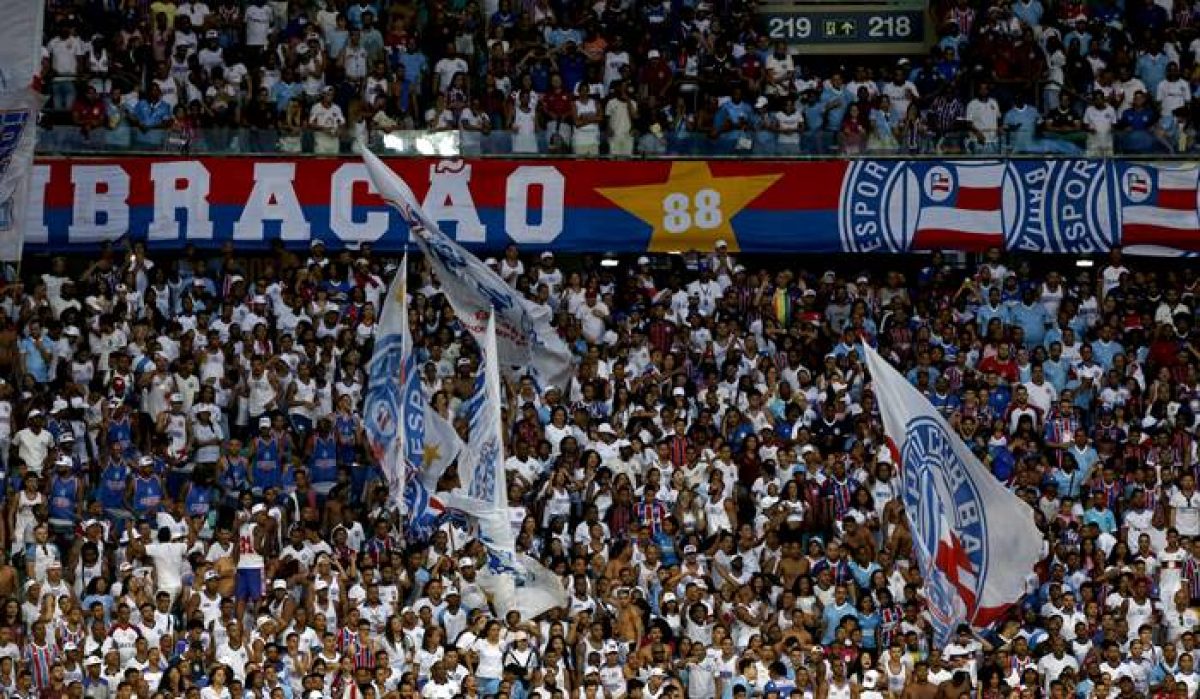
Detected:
left=308, top=86, right=345, bottom=154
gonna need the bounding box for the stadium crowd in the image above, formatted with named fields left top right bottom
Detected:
left=0, top=239, right=1194, bottom=699
left=34, top=0, right=1200, bottom=155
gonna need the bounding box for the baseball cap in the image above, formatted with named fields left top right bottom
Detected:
left=684, top=545, right=697, bottom=555
left=647, top=49, right=660, bottom=59
left=459, top=557, right=476, bottom=568
left=169, top=393, right=183, bottom=403
left=314, top=579, right=330, bottom=592
left=85, top=656, right=102, bottom=666
left=251, top=503, right=267, bottom=515
left=204, top=570, right=219, bottom=582
left=259, top=416, right=271, bottom=427
left=272, top=579, right=287, bottom=590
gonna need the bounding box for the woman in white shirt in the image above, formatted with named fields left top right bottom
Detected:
left=472, top=621, right=507, bottom=695
left=199, top=665, right=232, bottom=699
left=572, top=82, right=601, bottom=155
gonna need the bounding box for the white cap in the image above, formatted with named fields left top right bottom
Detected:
left=272, top=579, right=288, bottom=590
left=445, top=587, right=460, bottom=596
left=314, top=579, right=330, bottom=592
left=647, top=49, right=660, bottom=59
left=27, top=409, right=43, bottom=419
left=684, top=544, right=698, bottom=555
left=458, top=557, right=475, bottom=568
left=139, top=456, right=154, bottom=467
left=672, top=387, right=686, bottom=397
left=204, top=570, right=220, bottom=581
left=169, top=393, right=183, bottom=402
left=715, top=239, right=728, bottom=249
left=662, top=592, right=676, bottom=603
left=540, top=251, right=554, bottom=259
left=597, top=423, right=616, bottom=435
left=85, top=656, right=102, bottom=666
left=259, top=416, right=271, bottom=427
left=637, top=256, right=650, bottom=265
left=51, top=398, right=69, bottom=413
left=251, top=503, right=267, bottom=515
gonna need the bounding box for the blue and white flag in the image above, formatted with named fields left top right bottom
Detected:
left=442, top=313, right=568, bottom=619
left=360, top=147, right=576, bottom=389
left=418, top=410, right=464, bottom=491
left=862, top=342, right=1042, bottom=648
left=363, top=255, right=411, bottom=513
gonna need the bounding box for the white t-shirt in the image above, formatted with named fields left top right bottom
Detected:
left=46, top=36, right=84, bottom=76
left=13, top=428, right=54, bottom=474
left=433, top=57, right=469, bottom=93
left=309, top=102, right=346, bottom=130
left=1084, top=105, right=1117, bottom=137
left=145, top=541, right=189, bottom=592
left=881, top=80, right=918, bottom=120
left=965, top=97, right=1001, bottom=142
left=773, top=110, right=803, bottom=143
left=1169, top=488, right=1200, bottom=536
left=603, top=50, right=630, bottom=88
left=471, top=638, right=506, bottom=679
left=243, top=4, right=273, bottom=46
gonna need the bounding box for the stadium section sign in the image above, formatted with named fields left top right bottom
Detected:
left=759, top=3, right=928, bottom=54
left=24, top=156, right=1200, bottom=255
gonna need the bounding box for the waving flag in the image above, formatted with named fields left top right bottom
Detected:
left=862, top=342, right=1042, bottom=648
left=360, top=146, right=576, bottom=389
left=418, top=410, right=464, bottom=490
left=442, top=313, right=568, bottom=619
left=363, top=254, right=411, bottom=512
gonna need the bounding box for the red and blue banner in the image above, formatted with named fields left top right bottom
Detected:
left=24, top=156, right=1200, bottom=255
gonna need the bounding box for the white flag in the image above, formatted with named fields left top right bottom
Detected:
left=0, top=89, right=41, bottom=263
left=363, top=254, right=411, bottom=512
left=862, top=341, right=1042, bottom=648
left=441, top=314, right=567, bottom=619
left=359, top=146, right=576, bottom=389
left=418, top=409, right=464, bottom=490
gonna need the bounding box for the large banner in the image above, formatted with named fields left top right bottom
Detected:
left=25, top=156, right=1200, bottom=255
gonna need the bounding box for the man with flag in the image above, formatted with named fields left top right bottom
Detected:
left=862, top=341, right=1044, bottom=648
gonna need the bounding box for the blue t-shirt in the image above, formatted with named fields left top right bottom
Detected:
left=1004, top=105, right=1041, bottom=151
left=18, top=336, right=49, bottom=383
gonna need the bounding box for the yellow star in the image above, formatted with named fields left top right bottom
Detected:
left=596, top=161, right=781, bottom=253
left=423, top=441, right=442, bottom=466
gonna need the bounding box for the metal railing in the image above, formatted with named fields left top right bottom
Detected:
left=35, top=124, right=1194, bottom=159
